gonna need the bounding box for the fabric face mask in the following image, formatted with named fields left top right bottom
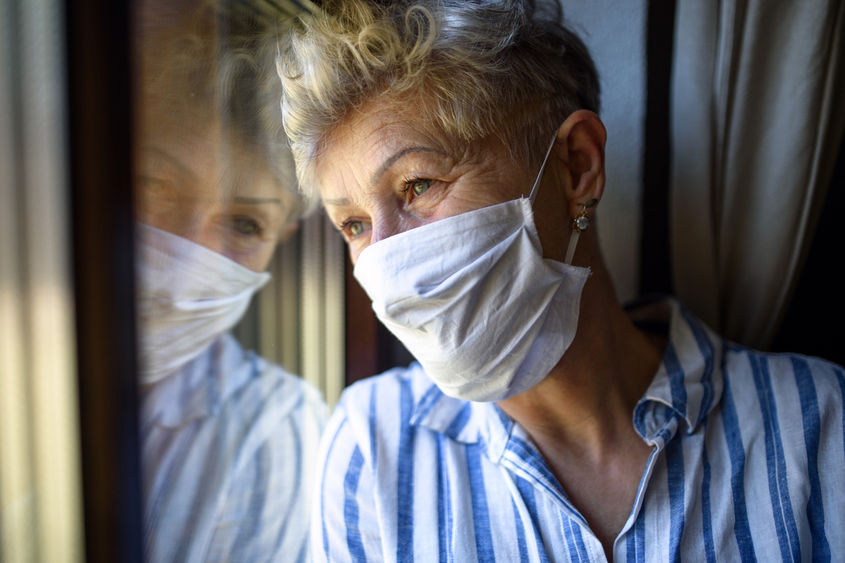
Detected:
left=353, top=137, right=591, bottom=402
left=135, top=223, right=270, bottom=384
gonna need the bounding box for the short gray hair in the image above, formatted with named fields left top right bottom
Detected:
left=278, top=0, right=600, bottom=195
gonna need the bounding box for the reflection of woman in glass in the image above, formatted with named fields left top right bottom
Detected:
left=134, top=2, right=326, bottom=560
left=279, top=0, right=844, bottom=560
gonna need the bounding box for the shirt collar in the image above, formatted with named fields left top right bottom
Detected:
left=631, top=297, right=724, bottom=442
left=408, top=363, right=514, bottom=455
left=410, top=296, right=725, bottom=450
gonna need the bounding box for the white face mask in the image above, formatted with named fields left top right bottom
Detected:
left=353, top=137, right=591, bottom=402
left=135, top=223, right=270, bottom=384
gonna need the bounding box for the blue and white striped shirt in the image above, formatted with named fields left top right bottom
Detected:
left=313, top=298, right=845, bottom=561
left=142, top=333, right=327, bottom=562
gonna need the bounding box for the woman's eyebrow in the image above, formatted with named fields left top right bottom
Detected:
left=370, top=146, right=446, bottom=186
left=233, top=196, right=283, bottom=207
left=142, top=146, right=197, bottom=182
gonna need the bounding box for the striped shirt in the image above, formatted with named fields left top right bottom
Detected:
left=142, top=332, right=327, bottom=562
left=313, top=298, right=845, bottom=562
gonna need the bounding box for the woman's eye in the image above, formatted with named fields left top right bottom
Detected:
left=338, top=218, right=368, bottom=240
left=230, top=215, right=262, bottom=236
left=345, top=220, right=365, bottom=237
left=404, top=178, right=434, bottom=197
left=137, top=175, right=176, bottom=201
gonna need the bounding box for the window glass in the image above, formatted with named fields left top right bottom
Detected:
left=132, top=1, right=334, bottom=558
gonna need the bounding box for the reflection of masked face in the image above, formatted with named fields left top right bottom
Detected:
left=135, top=223, right=270, bottom=384
left=132, top=79, right=298, bottom=381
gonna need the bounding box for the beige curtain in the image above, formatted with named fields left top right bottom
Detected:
left=0, top=0, right=84, bottom=560
left=670, top=0, right=845, bottom=348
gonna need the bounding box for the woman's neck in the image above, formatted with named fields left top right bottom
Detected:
left=497, top=226, right=665, bottom=452
left=496, top=264, right=664, bottom=556
left=499, top=283, right=660, bottom=454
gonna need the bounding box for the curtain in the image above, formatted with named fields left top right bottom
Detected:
left=670, top=0, right=845, bottom=349
left=0, top=0, right=84, bottom=559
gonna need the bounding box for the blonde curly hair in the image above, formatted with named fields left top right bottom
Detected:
left=278, top=0, right=600, bottom=196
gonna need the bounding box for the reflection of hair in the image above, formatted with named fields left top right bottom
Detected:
left=278, top=0, right=600, bottom=194
left=136, top=0, right=315, bottom=218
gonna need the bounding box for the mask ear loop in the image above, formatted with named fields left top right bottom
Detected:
left=528, top=134, right=558, bottom=203
left=564, top=224, right=580, bottom=265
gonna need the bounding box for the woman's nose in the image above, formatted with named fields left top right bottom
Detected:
left=369, top=222, right=393, bottom=246
left=370, top=207, right=427, bottom=246
left=369, top=211, right=403, bottom=246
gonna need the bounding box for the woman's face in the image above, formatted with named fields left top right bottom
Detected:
left=317, top=100, right=570, bottom=263
left=135, top=109, right=296, bottom=272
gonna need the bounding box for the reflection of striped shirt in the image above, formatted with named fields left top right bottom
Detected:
left=313, top=298, right=844, bottom=562
left=142, top=333, right=327, bottom=563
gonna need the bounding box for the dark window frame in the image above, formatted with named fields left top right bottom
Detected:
left=66, top=1, right=143, bottom=561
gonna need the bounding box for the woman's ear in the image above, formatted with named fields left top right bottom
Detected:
left=553, top=110, right=606, bottom=219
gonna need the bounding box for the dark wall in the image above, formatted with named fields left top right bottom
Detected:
left=774, top=139, right=845, bottom=365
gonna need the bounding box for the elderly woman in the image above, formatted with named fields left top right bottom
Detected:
left=134, top=1, right=326, bottom=560
left=279, top=0, right=844, bottom=560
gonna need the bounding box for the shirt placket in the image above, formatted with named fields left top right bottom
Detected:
left=497, top=431, right=607, bottom=561
left=614, top=404, right=682, bottom=560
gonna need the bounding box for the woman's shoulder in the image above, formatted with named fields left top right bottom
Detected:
left=339, top=362, right=428, bottom=405
left=332, top=362, right=428, bottom=427
left=325, top=362, right=456, bottom=454
left=717, top=344, right=844, bottom=449
left=721, top=343, right=844, bottom=398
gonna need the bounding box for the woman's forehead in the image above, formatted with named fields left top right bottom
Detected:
left=331, top=98, right=452, bottom=151
left=317, top=105, right=440, bottom=170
